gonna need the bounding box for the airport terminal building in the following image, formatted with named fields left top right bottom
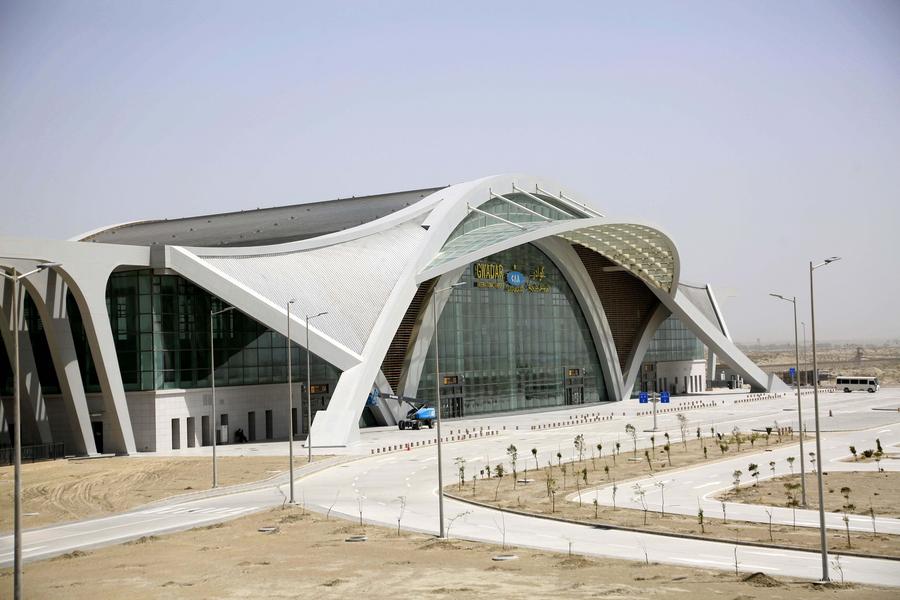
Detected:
left=0, top=174, right=784, bottom=455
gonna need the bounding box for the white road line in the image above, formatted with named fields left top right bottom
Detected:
left=693, top=481, right=721, bottom=490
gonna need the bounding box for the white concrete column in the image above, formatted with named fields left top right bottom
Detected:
left=0, top=279, right=53, bottom=445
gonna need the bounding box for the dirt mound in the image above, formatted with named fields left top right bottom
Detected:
left=557, top=556, right=595, bottom=568
left=742, top=572, right=783, bottom=587
left=54, top=550, right=88, bottom=560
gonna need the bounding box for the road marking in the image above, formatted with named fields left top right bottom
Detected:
left=693, top=481, right=721, bottom=490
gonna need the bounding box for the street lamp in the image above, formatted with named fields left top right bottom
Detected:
left=210, top=304, right=235, bottom=489
left=810, top=256, right=841, bottom=582
left=769, top=293, right=807, bottom=507
left=1, top=261, right=60, bottom=600
left=305, top=311, right=327, bottom=464
left=801, top=321, right=808, bottom=378
left=432, top=281, right=464, bottom=539
left=286, top=300, right=297, bottom=503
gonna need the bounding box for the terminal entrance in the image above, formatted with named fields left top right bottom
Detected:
left=564, top=368, right=585, bottom=406
left=439, top=374, right=464, bottom=418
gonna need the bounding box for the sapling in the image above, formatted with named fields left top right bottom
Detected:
left=732, top=469, right=742, bottom=491
left=507, top=444, right=518, bottom=489
left=655, top=480, right=666, bottom=516
left=556, top=451, right=562, bottom=469
left=862, top=448, right=874, bottom=459
left=697, top=503, right=705, bottom=533
left=612, top=481, right=618, bottom=510
left=649, top=435, right=656, bottom=456
left=561, top=463, right=568, bottom=489
left=493, top=464, right=505, bottom=501
left=769, top=460, right=776, bottom=479
left=749, top=432, right=759, bottom=448
left=841, top=486, right=854, bottom=511
left=614, top=441, right=620, bottom=464
left=703, top=446, right=708, bottom=460
left=785, top=482, right=800, bottom=529
left=590, top=445, right=596, bottom=470
left=843, top=511, right=852, bottom=548
left=677, top=413, right=688, bottom=450
left=663, top=443, right=672, bottom=466
left=548, top=477, right=558, bottom=512
left=593, top=497, right=599, bottom=519
left=875, top=450, right=883, bottom=472
left=604, top=464, right=610, bottom=481
left=633, top=483, right=648, bottom=525
left=869, top=502, right=877, bottom=537
left=732, top=427, right=743, bottom=452
left=472, top=474, right=476, bottom=491
left=721, top=500, right=727, bottom=524
left=582, top=467, right=588, bottom=487
left=664, top=432, right=670, bottom=448
left=876, top=438, right=883, bottom=454
left=454, top=456, right=466, bottom=490
left=696, top=426, right=701, bottom=446
left=326, top=491, right=340, bottom=520
left=396, top=495, right=406, bottom=536
left=531, top=447, right=538, bottom=470
left=596, top=442, right=603, bottom=462
left=748, top=463, right=759, bottom=487
left=719, top=442, right=728, bottom=455
left=545, top=462, right=554, bottom=498
left=446, top=510, right=471, bottom=538
left=808, top=451, right=816, bottom=474
left=832, top=555, right=845, bottom=586
left=574, top=434, right=585, bottom=464
left=786, top=456, right=795, bottom=476
left=574, top=466, right=582, bottom=506
left=644, top=450, right=653, bottom=472
left=764, top=508, right=774, bottom=541
left=849, top=445, right=857, bottom=461
left=625, top=423, right=637, bottom=457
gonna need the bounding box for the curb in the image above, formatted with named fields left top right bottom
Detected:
left=443, top=492, right=900, bottom=563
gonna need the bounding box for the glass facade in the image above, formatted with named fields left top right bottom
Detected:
left=418, top=243, right=607, bottom=417
left=641, top=315, right=704, bottom=364
left=67, top=269, right=340, bottom=396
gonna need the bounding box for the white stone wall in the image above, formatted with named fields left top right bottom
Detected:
left=655, top=359, right=707, bottom=395
left=126, top=382, right=306, bottom=453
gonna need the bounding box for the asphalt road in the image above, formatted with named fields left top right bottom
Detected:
left=2, top=388, right=899, bottom=586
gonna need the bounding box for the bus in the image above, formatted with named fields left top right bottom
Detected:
left=835, top=376, right=879, bottom=393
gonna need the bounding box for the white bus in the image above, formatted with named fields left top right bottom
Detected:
left=835, top=376, right=879, bottom=393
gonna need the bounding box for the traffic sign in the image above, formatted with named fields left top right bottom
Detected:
left=660, top=391, right=670, bottom=404
left=639, top=391, right=649, bottom=404
left=789, top=367, right=796, bottom=377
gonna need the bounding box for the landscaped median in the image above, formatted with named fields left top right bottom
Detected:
left=444, top=425, right=900, bottom=559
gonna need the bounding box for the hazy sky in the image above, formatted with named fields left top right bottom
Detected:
left=1, top=1, right=898, bottom=344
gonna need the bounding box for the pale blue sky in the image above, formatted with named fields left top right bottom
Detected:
left=1, top=1, right=898, bottom=343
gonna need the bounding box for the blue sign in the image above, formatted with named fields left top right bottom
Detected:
left=506, top=271, right=526, bottom=287
left=789, top=367, right=796, bottom=377
left=639, top=392, right=649, bottom=404
left=660, top=391, right=670, bottom=404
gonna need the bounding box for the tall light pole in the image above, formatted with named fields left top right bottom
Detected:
left=286, top=300, right=296, bottom=503
left=1, top=261, right=60, bottom=600
left=305, top=311, right=327, bottom=464
left=810, top=256, right=841, bottom=582
left=432, top=281, right=464, bottom=539
left=801, top=321, right=808, bottom=382
left=210, top=305, right=235, bottom=489
left=769, top=293, right=807, bottom=507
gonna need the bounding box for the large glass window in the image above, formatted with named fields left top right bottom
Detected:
left=417, top=243, right=607, bottom=416
left=64, top=270, right=341, bottom=399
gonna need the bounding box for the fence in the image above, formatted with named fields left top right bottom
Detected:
left=0, top=442, right=66, bottom=466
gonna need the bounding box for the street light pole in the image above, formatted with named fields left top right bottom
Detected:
left=801, top=321, right=808, bottom=382
left=210, top=305, right=235, bottom=489
left=432, top=281, right=464, bottom=539
left=810, top=256, right=841, bottom=582
left=770, top=293, right=807, bottom=507
left=287, top=300, right=296, bottom=504
left=1, top=261, right=59, bottom=600
left=305, top=311, right=327, bottom=464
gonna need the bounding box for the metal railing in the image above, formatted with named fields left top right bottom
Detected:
left=0, top=442, right=66, bottom=466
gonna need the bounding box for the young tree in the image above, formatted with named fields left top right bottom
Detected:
left=748, top=463, right=760, bottom=487
left=719, top=442, right=729, bottom=455
left=840, top=486, right=854, bottom=511
left=493, top=464, right=505, bottom=501
left=849, top=445, right=857, bottom=461
left=548, top=476, right=558, bottom=512
left=677, top=413, right=688, bottom=450
left=875, top=450, right=884, bottom=472
left=697, top=503, right=705, bottom=533
left=655, top=480, right=666, bottom=517
left=645, top=449, right=653, bottom=473
left=604, top=463, right=610, bottom=481
left=454, top=456, right=466, bottom=490
left=786, top=456, right=795, bottom=476
left=785, top=481, right=801, bottom=529
left=556, top=451, right=562, bottom=469
left=650, top=434, right=656, bottom=456
left=765, top=508, right=774, bottom=542
left=663, top=444, right=672, bottom=467
left=596, top=442, right=603, bottom=462
left=749, top=432, right=759, bottom=448
left=721, top=500, right=727, bottom=524
left=574, top=434, right=585, bottom=464
left=843, top=511, right=852, bottom=548
left=531, top=447, right=538, bottom=470
left=611, top=481, right=618, bottom=510
left=633, top=483, right=649, bottom=525
left=876, top=438, right=883, bottom=454
left=732, top=427, right=743, bottom=452
left=506, top=444, right=518, bottom=489
left=696, top=426, right=702, bottom=447
left=769, top=460, right=776, bottom=479
left=732, top=469, right=742, bottom=490
left=625, top=424, right=638, bottom=457
left=593, top=497, right=599, bottom=519
left=809, top=451, right=817, bottom=474
left=396, top=495, right=406, bottom=536
left=765, top=426, right=772, bottom=446
left=561, top=464, right=568, bottom=489
left=703, top=446, right=708, bottom=460
left=614, top=441, right=620, bottom=464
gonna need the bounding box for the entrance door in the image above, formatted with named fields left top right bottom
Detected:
left=91, top=421, right=103, bottom=454
left=247, top=411, right=256, bottom=441
left=265, top=410, right=273, bottom=440
left=186, top=417, right=196, bottom=447
left=201, top=415, right=210, bottom=446
left=563, top=368, right=585, bottom=406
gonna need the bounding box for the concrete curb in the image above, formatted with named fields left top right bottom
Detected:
left=444, top=492, right=900, bottom=563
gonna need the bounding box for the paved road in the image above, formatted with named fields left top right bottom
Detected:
left=2, top=389, right=899, bottom=586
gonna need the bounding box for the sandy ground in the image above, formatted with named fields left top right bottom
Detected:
left=452, top=433, right=900, bottom=557
left=718, top=472, right=899, bottom=519
left=0, top=456, right=308, bottom=532
left=3, top=504, right=896, bottom=600
left=745, top=344, right=900, bottom=385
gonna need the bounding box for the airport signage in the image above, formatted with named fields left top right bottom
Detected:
left=639, top=391, right=649, bottom=404
left=660, top=391, right=670, bottom=404
left=473, top=262, right=550, bottom=293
